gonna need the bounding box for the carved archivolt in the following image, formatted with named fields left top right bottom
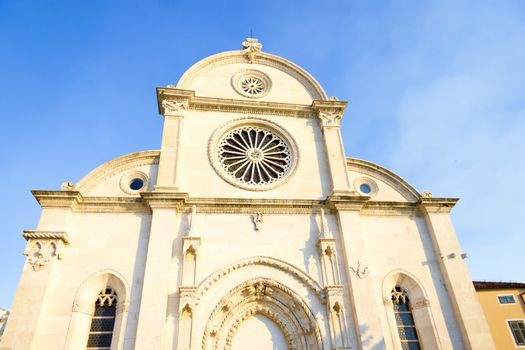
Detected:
left=202, top=278, right=323, bottom=350
left=197, top=256, right=324, bottom=300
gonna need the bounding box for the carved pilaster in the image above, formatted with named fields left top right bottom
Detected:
left=325, top=286, right=351, bottom=349
left=182, top=236, right=201, bottom=286
left=22, top=230, right=70, bottom=271
left=317, top=238, right=341, bottom=286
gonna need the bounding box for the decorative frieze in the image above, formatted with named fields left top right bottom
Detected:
left=22, top=230, right=70, bottom=271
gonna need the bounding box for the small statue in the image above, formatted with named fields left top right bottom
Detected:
left=61, top=181, right=74, bottom=191
left=253, top=212, right=263, bottom=231
left=422, top=190, right=433, bottom=198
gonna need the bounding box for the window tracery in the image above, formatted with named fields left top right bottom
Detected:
left=217, top=125, right=292, bottom=187
left=391, top=286, right=421, bottom=350
left=86, top=288, right=117, bottom=350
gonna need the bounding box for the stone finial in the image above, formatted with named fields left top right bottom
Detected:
left=422, top=190, right=433, bottom=198
left=319, top=208, right=333, bottom=239
left=242, top=38, right=262, bottom=64
left=187, top=205, right=197, bottom=237
left=61, top=181, right=74, bottom=191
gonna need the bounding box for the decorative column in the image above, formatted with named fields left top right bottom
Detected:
left=177, top=205, right=201, bottom=350
left=1, top=190, right=77, bottom=350
left=134, top=192, right=188, bottom=350
left=317, top=208, right=351, bottom=350
left=419, top=197, right=495, bottom=349
left=312, top=100, right=351, bottom=195
left=327, top=194, right=386, bottom=350
left=155, top=90, right=192, bottom=190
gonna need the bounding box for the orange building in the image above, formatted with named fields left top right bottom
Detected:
left=474, top=281, right=525, bottom=349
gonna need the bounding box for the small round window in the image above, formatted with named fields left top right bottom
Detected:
left=359, top=183, right=372, bottom=194
left=129, top=178, right=144, bottom=191
left=231, top=70, right=272, bottom=98
left=354, top=177, right=378, bottom=196
left=120, top=171, right=148, bottom=195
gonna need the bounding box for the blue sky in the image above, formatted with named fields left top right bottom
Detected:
left=1, top=1, right=524, bottom=309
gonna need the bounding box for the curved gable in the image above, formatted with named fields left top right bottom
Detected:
left=75, top=150, right=160, bottom=196
left=176, top=46, right=328, bottom=104
left=346, top=157, right=421, bottom=202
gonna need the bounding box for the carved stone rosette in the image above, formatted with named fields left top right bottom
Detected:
left=22, top=230, right=70, bottom=271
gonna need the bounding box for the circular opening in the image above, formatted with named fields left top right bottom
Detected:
left=217, top=126, right=291, bottom=186
left=129, top=178, right=144, bottom=191
left=359, top=183, right=372, bottom=194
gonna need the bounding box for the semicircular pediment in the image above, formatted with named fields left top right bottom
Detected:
left=176, top=39, right=328, bottom=105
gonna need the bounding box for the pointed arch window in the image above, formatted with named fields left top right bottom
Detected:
left=391, top=286, right=421, bottom=350
left=86, top=288, right=117, bottom=350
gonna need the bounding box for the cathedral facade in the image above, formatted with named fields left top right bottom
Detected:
left=1, top=39, right=495, bottom=350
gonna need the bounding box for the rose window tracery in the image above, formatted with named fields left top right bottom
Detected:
left=217, top=126, right=291, bottom=186
left=231, top=70, right=271, bottom=98
left=240, top=77, right=265, bottom=96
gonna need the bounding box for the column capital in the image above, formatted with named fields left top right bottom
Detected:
left=326, top=191, right=368, bottom=211
left=141, top=191, right=188, bottom=210
left=32, top=190, right=82, bottom=209
left=312, top=100, right=348, bottom=128
left=156, top=87, right=194, bottom=116
left=418, top=197, right=459, bottom=214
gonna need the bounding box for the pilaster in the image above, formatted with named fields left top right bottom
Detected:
left=134, top=192, right=187, bottom=350
left=327, top=194, right=386, bottom=350
left=419, top=198, right=495, bottom=349
left=1, top=190, right=74, bottom=350
left=177, top=205, right=201, bottom=350
left=155, top=91, right=191, bottom=190
left=312, top=100, right=351, bottom=194
left=317, top=208, right=350, bottom=350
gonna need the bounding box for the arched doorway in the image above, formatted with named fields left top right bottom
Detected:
left=232, top=314, right=288, bottom=350
left=201, top=278, right=323, bottom=350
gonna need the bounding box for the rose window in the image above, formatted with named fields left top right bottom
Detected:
left=217, top=126, right=291, bottom=186
left=240, top=77, right=265, bottom=96
left=231, top=70, right=271, bottom=98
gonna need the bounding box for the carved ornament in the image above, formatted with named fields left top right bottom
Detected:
left=242, top=38, right=262, bottom=64
left=161, top=99, right=189, bottom=116
left=349, top=260, right=369, bottom=279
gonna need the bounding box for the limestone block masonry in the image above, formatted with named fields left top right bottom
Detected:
left=0, top=38, right=495, bottom=350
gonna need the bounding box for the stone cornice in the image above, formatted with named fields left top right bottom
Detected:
left=32, top=190, right=83, bottom=209
left=30, top=191, right=456, bottom=215
left=140, top=192, right=189, bottom=209
left=22, top=230, right=70, bottom=244
left=418, top=198, right=459, bottom=214
left=185, top=198, right=323, bottom=214
left=157, top=87, right=317, bottom=118
left=326, top=191, right=369, bottom=211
